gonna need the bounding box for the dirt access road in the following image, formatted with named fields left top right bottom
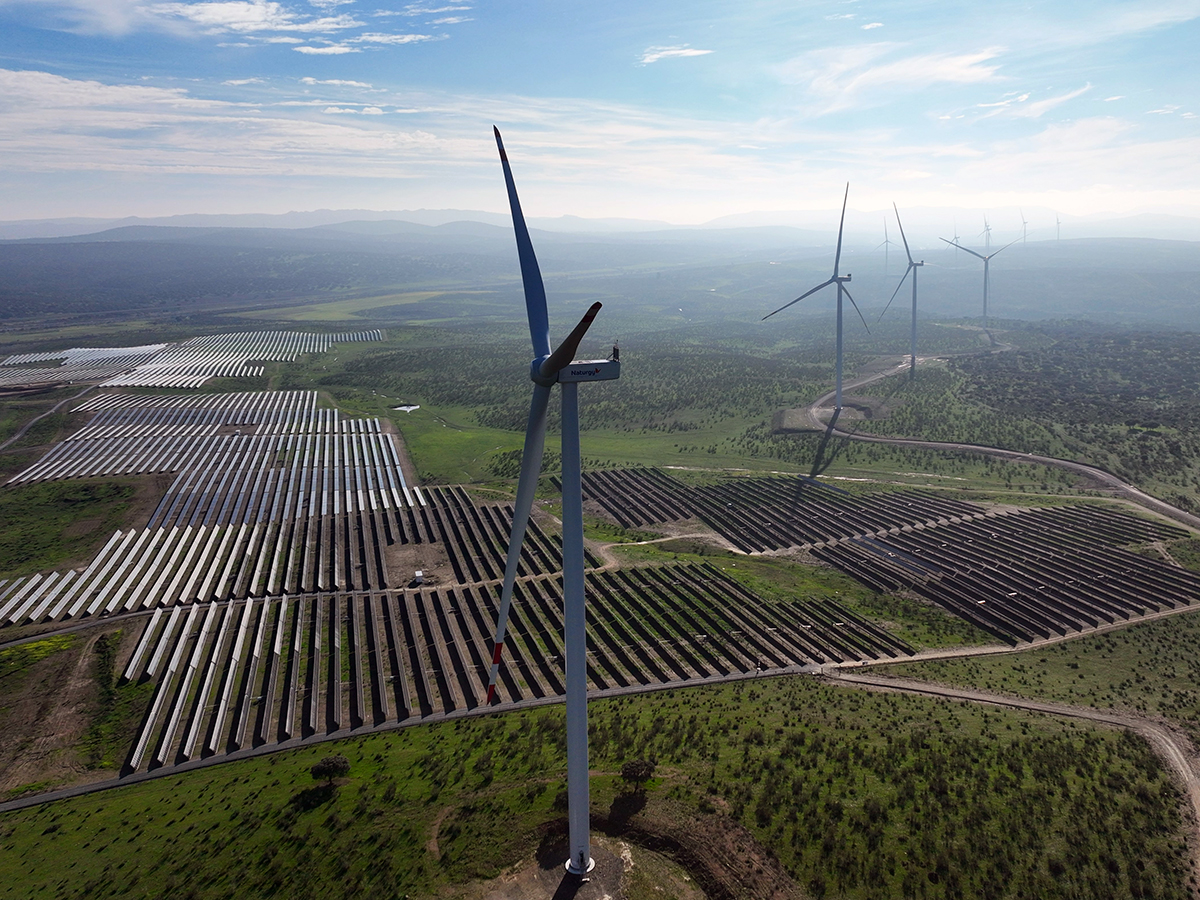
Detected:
left=829, top=670, right=1200, bottom=884
left=800, top=355, right=1200, bottom=533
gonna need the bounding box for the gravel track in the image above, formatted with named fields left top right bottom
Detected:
left=826, top=670, right=1200, bottom=885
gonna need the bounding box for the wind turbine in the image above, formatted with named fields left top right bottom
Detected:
left=879, top=203, right=923, bottom=379
left=764, top=183, right=869, bottom=414
left=940, top=236, right=1018, bottom=333
left=1020, top=209, right=1028, bottom=244
left=1056, top=213, right=1061, bottom=245
left=980, top=216, right=992, bottom=251
left=486, top=126, right=620, bottom=876
left=877, top=218, right=894, bottom=274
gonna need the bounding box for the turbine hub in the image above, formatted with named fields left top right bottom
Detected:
left=530, top=356, right=556, bottom=386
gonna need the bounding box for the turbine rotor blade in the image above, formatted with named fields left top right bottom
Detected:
left=843, top=285, right=870, bottom=334
left=941, top=237, right=985, bottom=261
left=893, top=202, right=914, bottom=265
left=486, top=382, right=552, bottom=703
left=833, top=183, right=850, bottom=277
left=989, top=238, right=1020, bottom=258
left=762, top=278, right=835, bottom=320
left=540, top=302, right=602, bottom=379
left=495, top=126, right=551, bottom=360
left=878, top=265, right=912, bottom=321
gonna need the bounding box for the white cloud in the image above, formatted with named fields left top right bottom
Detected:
left=777, top=45, right=1004, bottom=113
left=308, top=0, right=353, bottom=7
left=263, top=34, right=303, bottom=42
left=150, top=1, right=362, bottom=34
left=1017, top=84, right=1092, bottom=117
left=861, top=22, right=882, bottom=29
left=825, top=14, right=855, bottom=20
left=975, top=84, right=1091, bottom=119
left=294, top=43, right=357, bottom=52
left=0, top=0, right=155, bottom=36
left=431, top=15, right=470, bottom=24
left=301, top=77, right=372, bottom=87
left=350, top=30, right=437, bottom=43
left=1104, top=95, right=1125, bottom=101
left=977, top=91, right=1030, bottom=109
left=1148, top=105, right=1182, bottom=114
left=3, top=65, right=1199, bottom=221
left=399, top=3, right=469, bottom=14
left=222, top=77, right=264, bottom=85
left=640, top=45, right=714, bottom=65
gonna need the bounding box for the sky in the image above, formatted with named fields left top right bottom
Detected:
left=1, top=0, right=1199, bottom=226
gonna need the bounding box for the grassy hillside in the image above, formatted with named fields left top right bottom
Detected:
left=0, top=674, right=1188, bottom=900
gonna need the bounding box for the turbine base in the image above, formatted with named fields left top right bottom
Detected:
left=565, top=857, right=596, bottom=876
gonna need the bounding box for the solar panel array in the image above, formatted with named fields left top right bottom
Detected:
left=581, top=467, right=1200, bottom=645
left=0, top=330, right=381, bottom=389
left=117, top=565, right=911, bottom=772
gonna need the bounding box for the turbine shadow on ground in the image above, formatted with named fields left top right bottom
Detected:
left=808, top=408, right=847, bottom=479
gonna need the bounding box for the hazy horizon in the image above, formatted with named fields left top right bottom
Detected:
left=1, top=1, right=1198, bottom=223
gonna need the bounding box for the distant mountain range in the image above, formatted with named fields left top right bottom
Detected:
left=4, top=208, right=1200, bottom=245
left=2, top=215, right=1199, bottom=329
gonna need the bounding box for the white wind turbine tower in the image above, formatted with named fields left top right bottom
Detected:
left=980, top=216, right=992, bottom=251
left=764, top=183, right=869, bottom=414
left=486, top=126, right=620, bottom=876
left=941, top=235, right=1018, bottom=335
left=878, top=203, right=923, bottom=379
left=1020, top=209, right=1028, bottom=244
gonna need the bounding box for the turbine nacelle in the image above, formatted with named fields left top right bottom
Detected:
left=559, top=359, right=621, bottom=382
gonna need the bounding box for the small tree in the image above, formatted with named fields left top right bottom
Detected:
left=311, top=754, right=350, bottom=785
left=620, top=759, right=655, bottom=794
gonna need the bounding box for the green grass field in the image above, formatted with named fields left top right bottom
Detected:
left=0, top=480, right=137, bottom=579
left=229, top=291, right=451, bottom=322
left=882, top=607, right=1200, bottom=744
left=0, top=674, right=1187, bottom=900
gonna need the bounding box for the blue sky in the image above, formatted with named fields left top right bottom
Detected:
left=1, top=0, right=1198, bottom=224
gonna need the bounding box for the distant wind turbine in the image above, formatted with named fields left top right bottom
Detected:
left=980, top=216, right=992, bottom=252
left=1056, top=214, right=1061, bottom=245
left=877, top=218, right=894, bottom=274
left=1020, top=209, right=1028, bottom=244
left=486, top=126, right=620, bottom=877
left=941, top=236, right=1018, bottom=335
left=764, top=183, right=869, bottom=414
left=879, top=203, right=923, bottom=379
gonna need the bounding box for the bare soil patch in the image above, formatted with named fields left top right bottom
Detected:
left=384, top=537, right=453, bottom=589
left=449, top=832, right=708, bottom=900
left=61, top=517, right=102, bottom=538
left=122, top=472, right=176, bottom=529
left=837, top=394, right=894, bottom=422
left=599, top=798, right=805, bottom=900
left=215, top=423, right=260, bottom=436
left=0, top=628, right=102, bottom=796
